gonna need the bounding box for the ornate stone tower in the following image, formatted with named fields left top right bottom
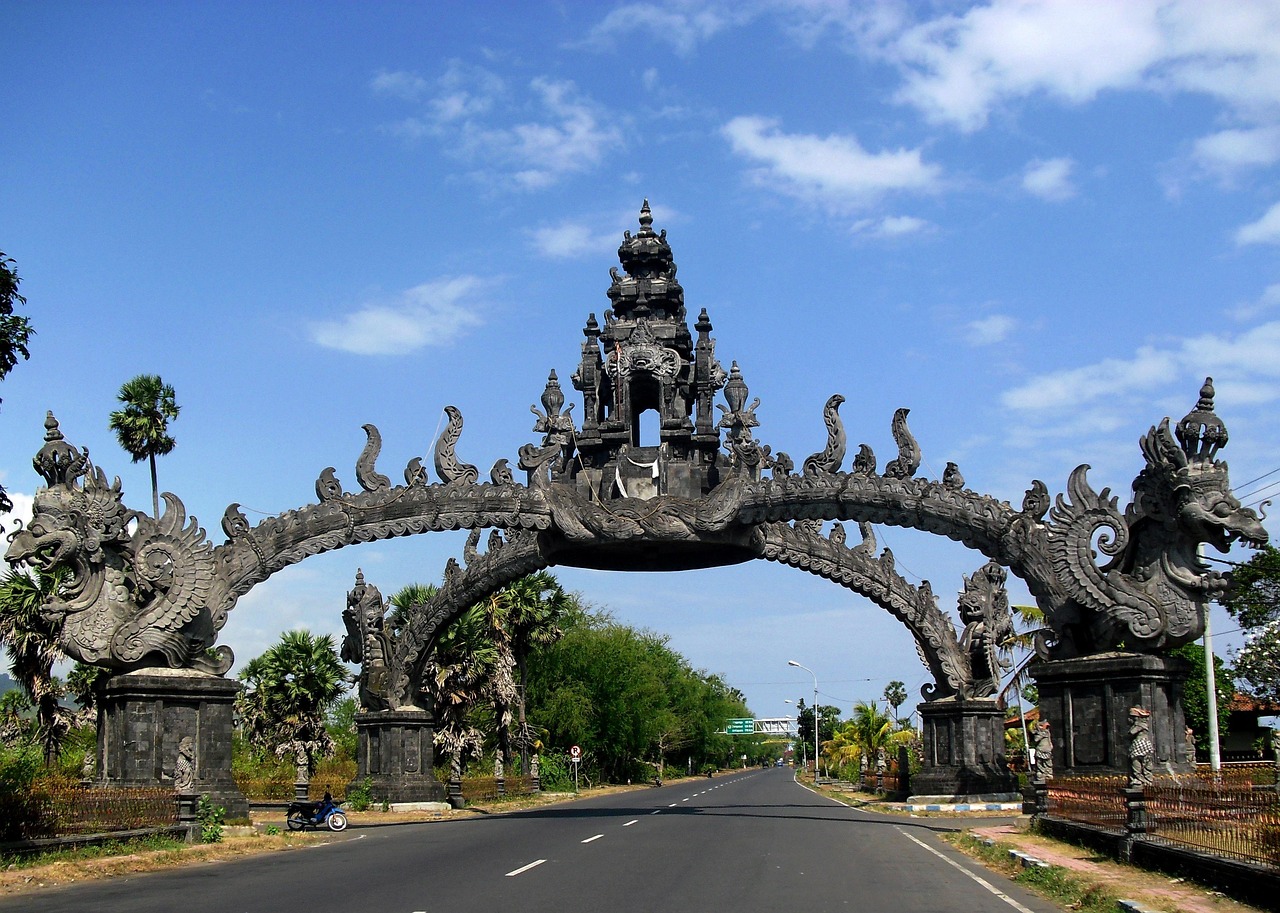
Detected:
left=567, top=200, right=729, bottom=501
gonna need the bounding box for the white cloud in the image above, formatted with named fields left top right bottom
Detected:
left=722, top=115, right=941, bottom=210
left=370, top=69, right=430, bottom=102
left=529, top=220, right=619, bottom=259
left=1192, top=126, right=1280, bottom=175
left=1231, top=283, right=1280, bottom=321
left=580, top=2, right=741, bottom=56
left=309, top=277, right=490, bottom=355
left=851, top=214, right=933, bottom=238
left=966, top=314, right=1016, bottom=346
left=845, top=0, right=1280, bottom=132
left=1003, top=320, right=1280, bottom=413
left=1236, top=200, right=1280, bottom=246
left=1021, top=157, right=1076, bottom=201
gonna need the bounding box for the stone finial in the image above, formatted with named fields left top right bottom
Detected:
left=1176, top=377, right=1228, bottom=462
left=33, top=412, right=88, bottom=487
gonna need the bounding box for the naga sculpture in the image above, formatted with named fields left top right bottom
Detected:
left=5, top=203, right=1267, bottom=689
left=5, top=413, right=233, bottom=673
left=340, top=569, right=391, bottom=710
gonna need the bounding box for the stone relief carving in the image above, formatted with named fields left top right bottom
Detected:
left=1031, top=721, right=1053, bottom=783
left=1128, top=706, right=1155, bottom=788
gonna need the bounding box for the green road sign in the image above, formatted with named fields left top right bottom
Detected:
left=725, top=718, right=754, bottom=734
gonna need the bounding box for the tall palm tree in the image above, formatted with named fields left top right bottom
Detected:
left=0, top=567, right=69, bottom=763
left=236, top=630, right=346, bottom=774
left=502, top=572, right=570, bottom=771
left=108, top=374, right=179, bottom=518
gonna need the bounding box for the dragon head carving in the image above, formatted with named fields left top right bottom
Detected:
left=5, top=414, right=233, bottom=674
left=1044, top=380, right=1267, bottom=655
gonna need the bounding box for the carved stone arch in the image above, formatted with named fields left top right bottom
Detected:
left=751, top=521, right=970, bottom=700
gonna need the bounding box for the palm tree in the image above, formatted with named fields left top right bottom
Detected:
left=501, top=572, right=570, bottom=771
left=236, top=630, right=347, bottom=776
left=883, top=680, right=907, bottom=724
left=0, top=567, right=69, bottom=762
left=108, top=374, right=179, bottom=517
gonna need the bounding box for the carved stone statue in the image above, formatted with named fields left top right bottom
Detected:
left=174, top=736, right=196, bottom=793
left=341, top=569, right=391, bottom=710
left=875, top=747, right=887, bottom=774
left=957, top=561, right=1015, bottom=698
left=1185, top=726, right=1197, bottom=766
left=4, top=414, right=234, bottom=674
left=494, top=754, right=504, bottom=781
left=1128, top=707, right=1154, bottom=788
left=1031, top=721, right=1053, bottom=783
left=81, top=750, right=96, bottom=782
left=530, top=754, right=540, bottom=779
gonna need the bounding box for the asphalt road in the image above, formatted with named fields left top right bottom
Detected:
left=10, top=769, right=1063, bottom=913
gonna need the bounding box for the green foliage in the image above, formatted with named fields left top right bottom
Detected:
left=196, top=794, right=225, bottom=843
left=264, top=824, right=281, bottom=836
left=346, top=776, right=374, bottom=812
left=0, top=566, right=70, bottom=762
left=0, top=738, right=43, bottom=792
left=66, top=662, right=110, bottom=713
left=107, top=373, right=179, bottom=517
left=1222, top=545, right=1280, bottom=631
left=235, top=629, right=347, bottom=771
left=326, top=695, right=358, bottom=762
left=1172, top=642, right=1233, bottom=753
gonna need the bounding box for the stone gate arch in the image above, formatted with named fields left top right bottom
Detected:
left=7, top=202, right=1267, bottom=809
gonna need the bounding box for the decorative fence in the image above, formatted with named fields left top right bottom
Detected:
left=0, top=784, right=177, bottom=842
left=1043, top=763, right=1280, bottom=869
left=1144, top=765, right=1280, bottom=868
left=1045, top=775, right=1128, bottom=832
left=459, top=775, right=537, bottom=803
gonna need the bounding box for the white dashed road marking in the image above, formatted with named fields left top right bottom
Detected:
left=582, top=834, right=603, bottom=844
left=623, top=819, right=638, bottom=826
left=505, top=859, right=545, bottom=877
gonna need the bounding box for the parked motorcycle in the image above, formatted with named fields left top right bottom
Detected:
left=286, top=792, right=348, bottom=832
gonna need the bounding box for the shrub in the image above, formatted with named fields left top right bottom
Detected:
left=197, top=795, right=225, bottom=844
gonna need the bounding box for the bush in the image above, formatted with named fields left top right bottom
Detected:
left=346, top=777, right=373, bottom=812
left=197, top=795, right=225, bottom=844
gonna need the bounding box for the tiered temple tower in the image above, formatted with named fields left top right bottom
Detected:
left=566, top=201, right=730, bottom=501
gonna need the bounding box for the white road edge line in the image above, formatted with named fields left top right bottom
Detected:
left=623, top=819, right=638, bottom=826
left=582, top=834, right=604, bottom=843
left=650, top=809, right=661, bottom=815
left=668, top=803, right=677, bottom=807
left=505, top=859, right=546, bottom=877
left=896, top=828, right=1037, bottom=913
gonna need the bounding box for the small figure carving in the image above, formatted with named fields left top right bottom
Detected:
left=531, top=754, right=540, bottom=779
left=875, top=747, right=887, bottom=774
left=942, top=461, right=965, bottom=491
left=174, top=736, right=195, bottom=793
left=494, top=754, right=504, bottom=781
left=853, top=443, right=876, bottom=476
left=81, top=750, right=96, bottom=782
left=1128, top=707, right=1154, bottom=788
left=772, top=452, right=794, bottom=477
left=1185, top=726, right=1197, bottom=766
left=1031, top=721, right=1053, bottom=783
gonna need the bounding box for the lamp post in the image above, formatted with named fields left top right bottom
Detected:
left=789, top=660, right=820, bottom=783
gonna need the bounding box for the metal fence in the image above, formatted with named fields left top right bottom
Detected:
left=0, top=784, right=177, bottom=841
left=1145, top=767, right=1280, bottom=868
left=1046, top=776, right=1128, bottom=832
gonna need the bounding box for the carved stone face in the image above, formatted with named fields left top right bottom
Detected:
left=5, top=478, right=130, bottom=618
left=1177, top=473, right=1267, bottom=554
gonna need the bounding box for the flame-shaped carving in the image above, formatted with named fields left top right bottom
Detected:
left=803, top=395, right=846, bottom=476
left=356, top=424, right=392, bottom=493
left=883, top=408, right=920, bottom=479
left=434, top=406, right=479, bottom=485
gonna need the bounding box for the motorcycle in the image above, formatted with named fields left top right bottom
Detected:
left=286, top=792, right=348, bottom=832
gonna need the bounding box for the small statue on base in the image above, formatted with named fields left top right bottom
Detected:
left=80, top=750, right=96, bottom=784
left=1031, top=721, right=1054, bottom=783
left=1185, top=726, right=1197, bottom=767
left=174, top=736, right=196, bottom=794
left=1128, top=707, right=1154, bottom=788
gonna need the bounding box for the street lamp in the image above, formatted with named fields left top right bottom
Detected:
left=789, top=660, right=820, bottom=783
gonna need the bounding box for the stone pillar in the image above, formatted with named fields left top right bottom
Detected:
left=1032, top=652, right=1191, bottom=779
left=352, top=709, right=448, bottom=804
left=910, top=696, right=1016, bottom=799
left=98, top=669, right=247, bottom=819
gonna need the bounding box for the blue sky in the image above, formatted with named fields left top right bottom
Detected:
left=3, top=1, right=1279, bottom=724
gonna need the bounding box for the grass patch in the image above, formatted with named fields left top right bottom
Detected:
left=947, top=833, right=1120, bottom=913
left=0, top=833, right=186, bottom=870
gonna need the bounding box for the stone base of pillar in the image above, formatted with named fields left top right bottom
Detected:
left=351, top=710, right=447, bottom=804
left=910, top=696, right=1016, bottom=799
left=1031, top=652, right=1192, bottom=779
left=98, top=669, right=248, bottom=820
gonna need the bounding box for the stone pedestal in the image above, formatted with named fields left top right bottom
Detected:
left=1031, top=652, right=1191, bottom=779
left=98, top=669, right=248, bottom=819
left=911, top=696, right=1016, bottom=798
left=352, top=709, right=447, bottom=804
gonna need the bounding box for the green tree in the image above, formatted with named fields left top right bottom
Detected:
left=108, top=373, right=180, bottom=518
left=0, top=251, right=34, bottom=518
left=236, top=630, right=347, bottom=775
left=502, top=572, right=571, bottom=770
left=883, top=680, right=907, bottom=723
left=1221, top=546, right=1280, bottom=704
left=1171, top=643, right=1233, bottom=756
left=848, top=700, right=895, bottom=759
left=0, top=567, right=69, bottom=762
left=66, top=662, right=111, bottom=714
